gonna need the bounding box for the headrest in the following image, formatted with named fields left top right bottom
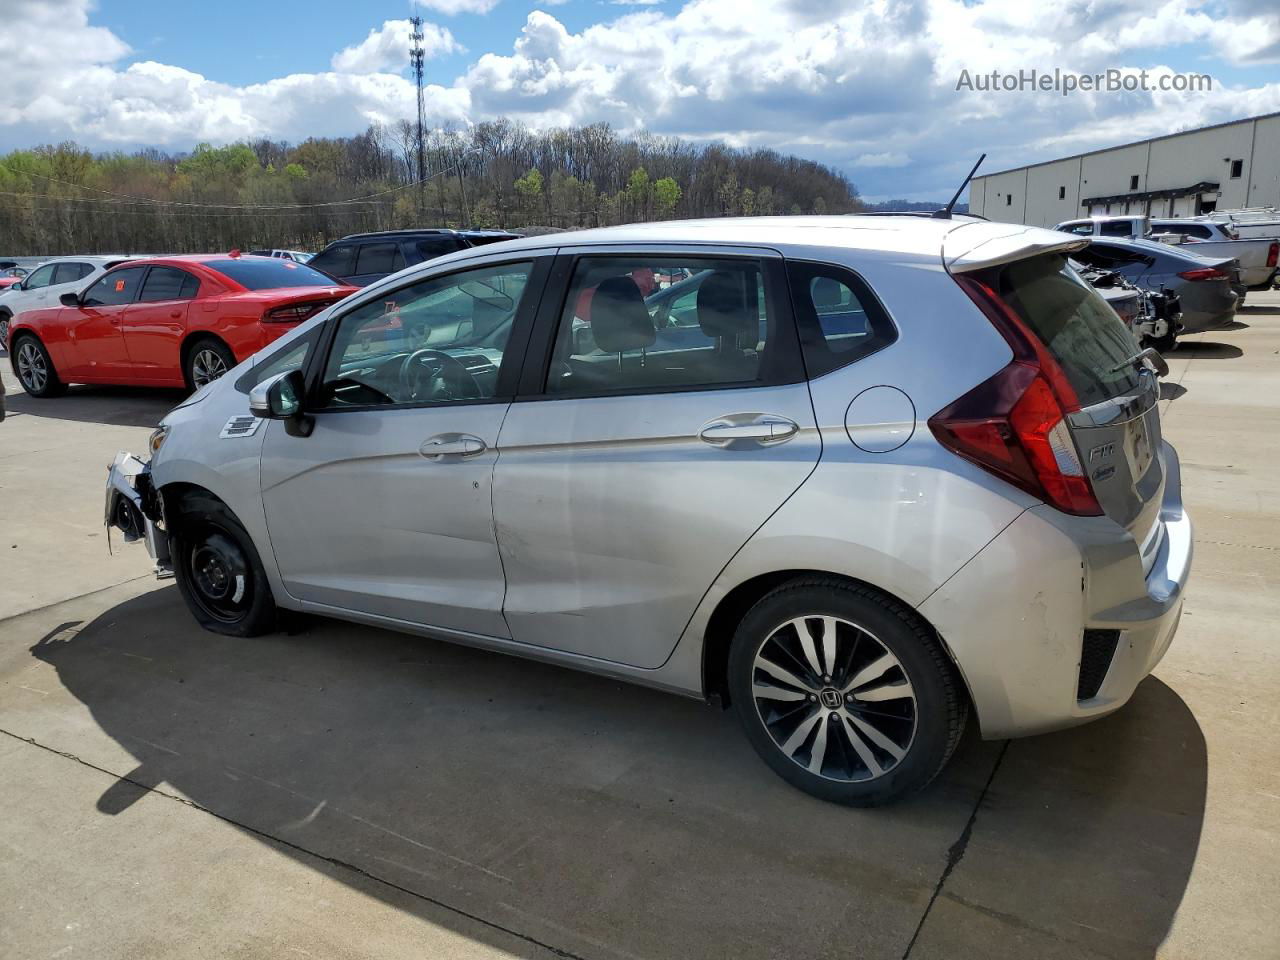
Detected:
left=591, top=276, right=655, bottom=353
left=811, top=276, right=845, bottom=309
left=697, top=271, right=755, bottom=340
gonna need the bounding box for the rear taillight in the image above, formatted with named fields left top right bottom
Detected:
left=928, top=276, right=1102, bottom=517
left=1176, top=267, right=1229, bottom=281
left=1267, top=242, right=1278, bottom=268
left=263, top=301, right=328, bottom=323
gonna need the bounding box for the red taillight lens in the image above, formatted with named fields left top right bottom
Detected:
left=1177, top=267, right=1228, bottom=281
left=1267, top=242, right=1278, bottom=268
left=263, top=302, right=327, bottom=323
left=930, top=275, right=1102, bottom=517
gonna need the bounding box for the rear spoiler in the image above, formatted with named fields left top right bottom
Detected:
left=943, top=224, right=1089, bottom=274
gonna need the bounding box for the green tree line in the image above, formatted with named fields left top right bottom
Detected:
left=0, top=120, right=862, bottom=256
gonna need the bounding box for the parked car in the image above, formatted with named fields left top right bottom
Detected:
left=0, top=255, right=140, bottom=349
left=247, top=249, right=313, bottom=263
left=1057, top=215, right=1278, bottom=290
left=1072, top=260, right=1182, bottom=352
left=102, top=216, right=1190, bottom=807
left=1069, top=237, right=1238, bottom=333
left=0, top=266, right=30, bottom=290
left=307, top=229, right=523, bottom=287
left=9, top=254, right=357, bottom=396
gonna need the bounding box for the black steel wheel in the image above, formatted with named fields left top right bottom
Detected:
left=172, top=494, right=277, bottom=637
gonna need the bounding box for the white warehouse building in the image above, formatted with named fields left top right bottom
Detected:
left=968, top=111, right=1280, bottom=227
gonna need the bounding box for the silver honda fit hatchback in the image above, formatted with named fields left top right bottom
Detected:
left=105, top=216, right=1192, bottom=806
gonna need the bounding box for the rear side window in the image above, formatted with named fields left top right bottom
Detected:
left=139, top=267, right=199, bottom=302
left=355, top=242, right=405, bottom=276
left=992, top=254, right=1142, bottom=408
left=309, top=244, right=355, bottom=278
left=1099, top=221, right=1132, bottom=237
left=51, top=262, right=87, bottom=284
left=787, top=262, right=896, bottom=378
left=548, top=256, right=772, bottom=395
left=83, top=266, right=147, bottom=307
left=416, top=237, right=459, bottom=260
left=204, top=258, right=336, bottom=290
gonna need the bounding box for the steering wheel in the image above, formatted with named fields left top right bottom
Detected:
left=398, top=348, right=482, bottom=401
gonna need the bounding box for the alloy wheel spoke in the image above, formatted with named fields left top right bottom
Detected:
left=817, top=616, right=838, bottom=677
left=853, top=677, right=914, bottom=702
left=844, top=711, right=906, bottom=762
left=840, top=713, right=884, bottom=777
left=808, top=715, right=832, bottom=774
left=789, top=617, right=825, bottom=680
left=842, top=653, right=896, bottom=693
left=754, top=656, right=818, bottom=693
left=752, top=681, right=809, bottom=702
left=780, top=711, right=821, bottom=759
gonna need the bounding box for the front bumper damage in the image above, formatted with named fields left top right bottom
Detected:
left=105, top=451, right=173, bottom=579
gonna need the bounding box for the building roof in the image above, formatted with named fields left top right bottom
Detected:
left=974, top=111, right=1280, bottom=180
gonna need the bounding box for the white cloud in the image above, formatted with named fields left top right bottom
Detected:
left=332, top=19, right=459, bottom=74
left=0, top=0, right=1278, bottom=201
left=413, top=0, right=502, bottom=14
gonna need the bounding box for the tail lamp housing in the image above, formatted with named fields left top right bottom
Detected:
left=928, top=275, right=1102, bottom=517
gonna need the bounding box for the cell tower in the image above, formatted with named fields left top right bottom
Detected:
left=409, top=16, right=427, bottom=208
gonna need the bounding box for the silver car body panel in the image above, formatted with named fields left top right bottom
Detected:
left=138, top=216, right=1192, bottom=737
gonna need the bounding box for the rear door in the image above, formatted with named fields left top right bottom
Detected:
left=992, top=254, right=1165, bottom=571
left=491, top=246, right=820, bottom=669
left=121, top=266, right=200, bottom=380
left=348, top=241, right=405, bottom=286
left=63, top=266, right=145, bottom=379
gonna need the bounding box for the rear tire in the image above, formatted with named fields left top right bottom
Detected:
left=1149, top=332, right=1177, bottom=353
left=183, top=337, right=236, bottom=391
left=12, top=334, right=67, bottom=397
left=0, top=314, right=11, bottom=351
left=728, top=578, right=967, bottom=806
left=171, top=494, right=277, bottom=637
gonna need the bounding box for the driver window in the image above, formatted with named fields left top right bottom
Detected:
left=318, top=260, right=533, bottom=408
left=25, top=264, right=56, bottom=289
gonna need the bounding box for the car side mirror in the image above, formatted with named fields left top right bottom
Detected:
left=10, top=281, right=22, bottom=291
left=249, top=369, right=314, bottom=437
left=59, top=292, right=80, bottom=307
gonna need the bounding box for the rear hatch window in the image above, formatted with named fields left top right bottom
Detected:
left=993, top=254, right=1142, bottom=407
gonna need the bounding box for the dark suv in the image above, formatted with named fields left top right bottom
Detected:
left=308, top=229, right=522, bottom=287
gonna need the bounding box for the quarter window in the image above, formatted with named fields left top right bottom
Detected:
left=318, top=261, right=533, bottom=408
left=548, top=257, right=769, bottom=395
left=82, top=267, right=147, bottom=307
left=51, top=262, right=88, bottom=285
left=787, top=262, right=896, bottom=378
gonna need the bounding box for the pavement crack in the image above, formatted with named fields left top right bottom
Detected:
left=901, top=740, right=1010, bottom=960
left=0, top=727, right=590, bottom=960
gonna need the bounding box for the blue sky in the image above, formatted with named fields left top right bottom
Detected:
left=3, top=0, right=1279, bottom=201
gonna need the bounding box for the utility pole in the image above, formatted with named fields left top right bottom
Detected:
left=409, top=16, right=427, bottom=217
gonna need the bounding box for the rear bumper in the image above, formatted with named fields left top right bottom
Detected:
left=919, top=442, right=1191, bottom=739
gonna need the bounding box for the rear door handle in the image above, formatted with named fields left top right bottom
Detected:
left=419, top=434, right=487, bottom=459
left=699, top=417, right=799, bottom=445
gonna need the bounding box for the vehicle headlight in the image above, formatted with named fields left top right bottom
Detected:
left=148, top=425, right=170, bottom=455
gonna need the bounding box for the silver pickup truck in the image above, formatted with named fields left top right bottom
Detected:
left=1056, top=216, right=1279, bottom=290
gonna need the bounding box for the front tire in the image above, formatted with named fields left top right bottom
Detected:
left=171, top=494, right=277, bottom=637
left=1148, top=331, right=1177, bottom=353
left=728, top=579, right=967, bottom=806
left=12, top=334, right=67, bottom=397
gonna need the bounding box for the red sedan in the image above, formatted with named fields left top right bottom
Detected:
left=8, top=254, right=357, bottom=397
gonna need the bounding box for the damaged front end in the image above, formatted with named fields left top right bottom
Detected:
left=105, top=451, right=173, bottom=579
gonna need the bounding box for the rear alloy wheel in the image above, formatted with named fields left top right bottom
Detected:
left=185, top=339, right=236, bottom=390
left=0, top=315, right=10, bottom=350
left=13, top=335, right=67, bottom=397
left=729, top=580, right=966, bottom=806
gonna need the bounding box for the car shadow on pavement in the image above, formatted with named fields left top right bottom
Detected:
left=1216, top=319, right=1251, bottom=329
left=4, top=384, right=185, bottom=427
left=1172, top=342, right=1243, bottom=359
left=26, top=587, right=1206, bottom=960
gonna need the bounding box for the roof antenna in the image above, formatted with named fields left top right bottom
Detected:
left=934, top=153, right=986, bottom=219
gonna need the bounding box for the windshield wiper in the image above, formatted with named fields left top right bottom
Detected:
left=1110, top=346, right=1169, bottom=378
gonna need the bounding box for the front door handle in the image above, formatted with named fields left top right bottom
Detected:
left=699, top=417, right=799, bottom=445
left=419, top=434, right=487, bottom=460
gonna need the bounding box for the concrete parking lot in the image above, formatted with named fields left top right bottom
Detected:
left=1, top=298, right=1278, bottom=960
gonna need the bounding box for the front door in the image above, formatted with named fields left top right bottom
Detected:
left=62, top=266, right=146, bottom=379
left=260, top=257, right=546, bottom=637
left=493, top=249, right=821, bottom=669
